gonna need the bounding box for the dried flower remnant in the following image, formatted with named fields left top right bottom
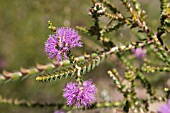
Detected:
left=45, top=27, right=82, bottom=64
left=158, top=99, right=170, bottom=113
left=63, top=80, right=97, bottom=108
left=89, top=3, right=106, bottom=16
left=132, top=48, right=146, bottom=58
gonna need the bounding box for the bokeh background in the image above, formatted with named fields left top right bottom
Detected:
left=0, top=0, right=169, bottom=113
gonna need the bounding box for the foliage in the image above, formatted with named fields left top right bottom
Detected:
left=0, top=0, right=170, bottom=113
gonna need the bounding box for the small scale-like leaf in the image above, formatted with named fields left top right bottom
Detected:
left=87, top=63, right=92, bottom=72
left=91, top=60, right=96, bottom=70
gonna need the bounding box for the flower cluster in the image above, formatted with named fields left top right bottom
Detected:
left=63, top=80, right=97, bottom=108
left=159, top=99, right=170, bottom=113
left=45, top=27, right=82, bottom=64
left=54, top=110, right=65, bottom=113
left=132, top=48, right=146, bottom=59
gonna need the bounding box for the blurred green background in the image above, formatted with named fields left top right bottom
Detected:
left=0, top=0, right=169, bottom=113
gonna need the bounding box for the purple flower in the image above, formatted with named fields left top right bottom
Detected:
left=159, top=99, right=170, bottom=113
left=54, top=110, right=65, bottom=113
left=132, top=48, right=146, bottom=58
left=45, top=27, right=82, bottom=64
left=63, top=80, right=97, bottom=108
left=0, top=56, right=7, bottom=70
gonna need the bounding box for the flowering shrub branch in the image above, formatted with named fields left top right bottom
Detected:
left=0, top=0, right=170, bottom=113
